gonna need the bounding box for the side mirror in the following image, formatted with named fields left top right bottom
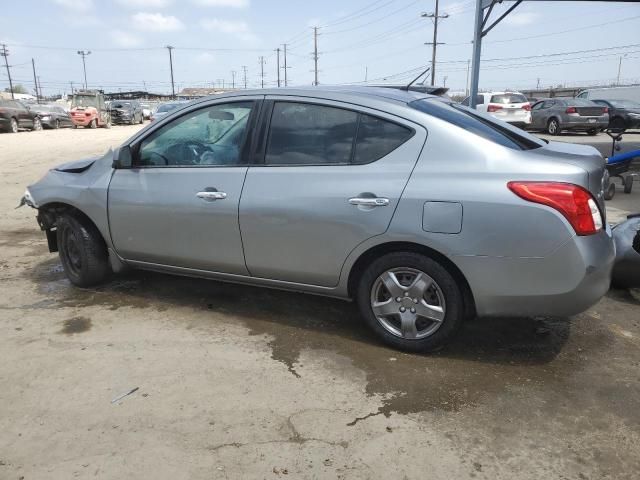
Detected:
left=112, top=145, right=133, bottom=169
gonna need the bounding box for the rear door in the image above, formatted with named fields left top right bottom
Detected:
left=108, top=98, right=260, bottom=274
left=239, top=97, right=426, bottom=287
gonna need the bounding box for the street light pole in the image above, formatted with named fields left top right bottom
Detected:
left=77, top=50, right=91, bottom=89
left=166, top=45, right=176, bottom=98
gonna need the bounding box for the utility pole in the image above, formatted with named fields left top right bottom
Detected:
left=37, top=76, right=42, bottom=101
left=422, top=1, right=448, bottom=86
left=465, top=59, right=470, bottom=96
left=259, top=56, right=266, bottom=88
left=536, top=77, right=541, bottom=89
left=275, top=47, right=281, bottom=87
left=313, top=27, right=319, bottom=86
left=365, top=66, right=368, bottom=83
left=32, top=58, right=40, bottom=103
left=1, top=44, right=15, bottom=99
left=617, top=56, right=623, bottom=85
left=241, top=65, right=248, bottom=89
left=166, top=45, right=175, bottom=98
left=282, top=43, right=288, bottom=87
left=77, top=50, right=91, bottom=89
left=231, top=70, right=236, bottom=89
left=70, top=81, right=75, bottom=96
left=443, top=75, right=448, bottom=87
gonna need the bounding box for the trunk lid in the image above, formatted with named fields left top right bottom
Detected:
left=576, top=106, right=604, bottom=116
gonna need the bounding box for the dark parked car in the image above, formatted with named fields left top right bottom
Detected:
left=150, top=101, right=185, bottom=122
left=29, top=104, right=74, bottom=129
left=0, top=99, right=43, bottom=133
left=109, top=100, right=144, bottom=125
left=530, top=98, right=608, bottom=135
left=591, top=99, right=640, bottom=131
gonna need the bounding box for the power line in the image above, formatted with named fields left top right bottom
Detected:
left=322, top=0, right=420, bottom=35
left=320, top=0, right=396, bottom=28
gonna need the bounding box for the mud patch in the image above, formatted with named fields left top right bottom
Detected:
left=60, top=316, right=92, bottom=334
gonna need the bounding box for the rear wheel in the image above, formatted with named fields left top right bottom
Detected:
left=624, top=175, right=633, bottom=194
left=587, top=128, right=598, bottom=136
left=356, top=252, right=465, bottom=352
left=56, top=214, right=111, bottom=287
left=604, top=182, right=616, bottom=201
left=547, top=118, right=560, bottom=135
left=32, top=117, right=42, bottom=131
left=9, top=117, right=18, bottom=133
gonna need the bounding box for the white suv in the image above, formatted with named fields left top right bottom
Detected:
left=462, top=91, right=532, bottom=128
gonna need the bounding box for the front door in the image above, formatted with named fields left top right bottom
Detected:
left=239, top=98, right=426, bottom=287
left=108, top=99, right=259, bottom=274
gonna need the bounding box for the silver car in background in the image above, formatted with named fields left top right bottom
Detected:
left=530, top=98, right=609, bottom=135
left=22, top=87, right=614, bottom=352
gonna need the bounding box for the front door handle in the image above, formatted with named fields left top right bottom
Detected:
left=196, top=191, right=227, bottom=201
left=348, top=197, right=389, bottom=207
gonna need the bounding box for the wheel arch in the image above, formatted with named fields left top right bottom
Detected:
left=346, top=241, right=476, bottom=319
left=37, top=202, right=107, bottom=251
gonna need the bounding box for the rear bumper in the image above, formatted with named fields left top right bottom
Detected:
left=563, top=116, right=608, bottom=130
left=455, top=226, right=615, bottom=317
left=71, top=116, right=93, bottom=126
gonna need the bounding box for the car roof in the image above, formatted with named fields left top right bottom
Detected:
left=188, top=85, right=436, bottom=107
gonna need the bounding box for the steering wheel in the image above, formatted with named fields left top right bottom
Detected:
left=166, top=141, right=211, bottom=165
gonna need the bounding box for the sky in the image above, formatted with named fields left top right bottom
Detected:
left=1, top=0, right=639, bottom=96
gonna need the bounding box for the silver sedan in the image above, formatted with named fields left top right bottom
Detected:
left=22, top=87, right=614, bottom=352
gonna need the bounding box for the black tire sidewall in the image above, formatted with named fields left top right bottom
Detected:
left=548, top=118, right=560, bottom=135
left=356, top=252, right=465, bottom=352
left=56, top=214, right=110, bottom=287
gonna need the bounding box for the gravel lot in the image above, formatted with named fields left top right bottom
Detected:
left=1, top=126, right=639, bottom=480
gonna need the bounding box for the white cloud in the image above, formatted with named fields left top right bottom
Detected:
left=131, top=12, right=184, bottom=31
left=116, top=0, right=172, bottom=7
left=193, top=0, right=249, bottom=8
left=52, top=0, right=94, bottom=12
left=200, top=18, right=256, bottom=41
left=110, top=30, right=143, bottom=47
left=503, top=12, right=541, bottom=26
left=195, top=52, right=216, bottom=64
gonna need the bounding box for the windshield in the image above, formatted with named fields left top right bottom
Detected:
left=609, top=99, right=640, bottom=109
left=72, top=95, right=98, bottom=108
left=409, top=98, right=543, bottom=150
left=111, top=102, right=132, bottom=109
left=490, top=93, right=528, bottom=104
left=156, top=103, right=181, bottom=113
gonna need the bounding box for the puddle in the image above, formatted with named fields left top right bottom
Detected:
left=60, top=316, right=92, bottom=334
left=25, top=257, right=621, bottom=419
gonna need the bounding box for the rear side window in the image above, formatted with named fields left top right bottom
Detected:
left=266, top=102, right=358, bottom=165
left=409, top=98, right=543, bottom=150
left=265, top=102, right=414, bottom=166
left=490, top=94, right=527, bottom=104
left=353, top=114, right=413, bottom=164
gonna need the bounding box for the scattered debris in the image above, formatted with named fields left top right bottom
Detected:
left=111, top=387, right=139, bottom=404
left=386, top=426, right=393, bottom=432
left=323, top=459, right=333, bottom=466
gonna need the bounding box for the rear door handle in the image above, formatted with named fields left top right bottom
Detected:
left=196, top=191, right=227, bottom=201
left=348, top=197, right=389, bottom=207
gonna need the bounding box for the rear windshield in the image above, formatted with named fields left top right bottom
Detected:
left=409, top=98, right=543, bottom=151
left=490, top=94, right=527, bottom=104
left=569, top=98, right=598, bottom=107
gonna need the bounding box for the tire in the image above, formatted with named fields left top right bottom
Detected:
left=356, top=252, right=465, bottom=352
left=54, top=119, right=60, bottom=129
left=624, top=175, right=633, bottom=194
left=139, top=113, right=144, bottom=124
left=610, top=117, right=626, bottom=132
left=31, top=117, right=42, bottom=131
left=56, top=214, right=111, bottom=287
left=9, top=117, right=18, bottom=133
left=604, top=182, right=616, bottom=201
left=104, top=118, right=111, bottom=129
left=587, top=128, right=598, bottom=136
left=89, top=119, right=97, bottom=129
left=547, top=118, right=560, bottom=135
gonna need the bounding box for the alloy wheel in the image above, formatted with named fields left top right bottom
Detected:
left=370, top=268, right=446, bottom=340
left=33, top=117, right=42, bottom=131
left=10, top=118, right=18, bottom=133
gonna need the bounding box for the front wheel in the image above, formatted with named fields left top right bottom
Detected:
left=32, top=117, right=42, bottom=131
left=56, top=214, right=111, bottom=287
left=356, top=252, right=465, bottom=352
left=9, top=117, right=18, bottom=133
left=54, top=119, right=60, bottom=129
left=547, top=118, right=560, bottom=135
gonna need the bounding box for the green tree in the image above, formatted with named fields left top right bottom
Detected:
left=4, top=84, right=28, bottom=94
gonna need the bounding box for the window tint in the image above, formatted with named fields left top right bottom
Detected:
left=266, top=102, right=358, bottom=165
left=531, top=102, right=544, bottom=110
left=409, top=98, right=543, bottom=151
left=137, top=101, right=253, bottom=167
left=490, top=94, right=527, bottom=104
left=353, top=114, right=413, bottom=164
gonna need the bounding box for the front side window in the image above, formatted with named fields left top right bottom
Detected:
left=266, top=102, right=358, bottom=165
left=137, top=101, right=253, bottom=167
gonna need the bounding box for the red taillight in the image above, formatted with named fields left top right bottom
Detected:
left=602, top=107, right=608, bottom=114
left=522, top=104, right=531, bottom=111
left=85, top=112, right=91, bottom=116
left=487, top=104, right=503, bottom=113
left=507, top=181, right=603, bottom=236
left=565, top=106, right=577, bottom=114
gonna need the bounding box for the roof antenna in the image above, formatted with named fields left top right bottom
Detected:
left=405, top=67, right=431, bottom=91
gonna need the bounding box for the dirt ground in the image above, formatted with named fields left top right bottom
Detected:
left=1, top=126, right=639, bottom=480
